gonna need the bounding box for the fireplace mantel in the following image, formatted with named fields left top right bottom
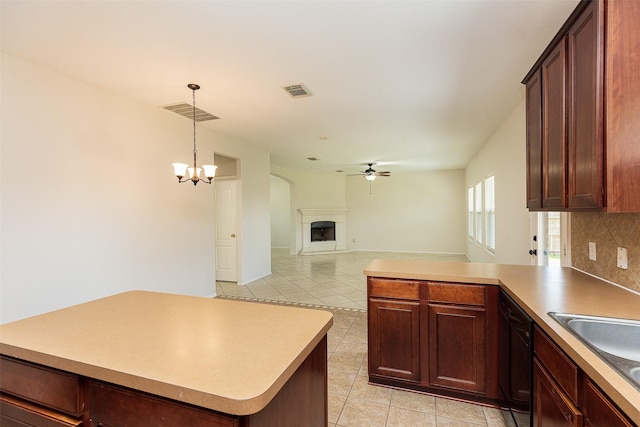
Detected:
left=299, top=209, right=348, bottom=255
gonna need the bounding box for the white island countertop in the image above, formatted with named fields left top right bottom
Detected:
left=0, top=291, right=333, bottom=416
left=365, top=259, right=640, bottom=424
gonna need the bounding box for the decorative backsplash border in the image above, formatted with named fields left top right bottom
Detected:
left=571, top=212, right=640, bottom=293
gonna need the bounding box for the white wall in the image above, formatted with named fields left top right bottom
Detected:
left=270, top=165, right=346, bottom=253
left=270, top=166, right=466, bottom=255
left=346, top=170, right=466, bottom=253
left=0, top=53, right=271, bottom=322
left=270, top=175, right=291, bottom=248
left=465, top=99, right=531, bottom=265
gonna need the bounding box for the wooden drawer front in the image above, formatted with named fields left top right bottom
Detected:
left=533, top=326, right=579, bottom=404
left=89, top=381, right=238, bottom=427
left=0, top=356, right=83, bottom=417
left=368, top=278, right=419, bottom=300
left=0, top=394, right=83, bottom=427
left=427, top=282, right=485, bottom=306
left=583, top=378, right=634, bottom=427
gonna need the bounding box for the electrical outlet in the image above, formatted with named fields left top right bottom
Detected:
left=617, top=247, right=628, bottom=269
left=589, top=242, right=597, bottom=261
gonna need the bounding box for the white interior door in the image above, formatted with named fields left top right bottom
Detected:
left=530, top=212, right=549, bottom=266
left=215, top=179, right=238, bottom=282
left=530, top=212, right=567, bottom=267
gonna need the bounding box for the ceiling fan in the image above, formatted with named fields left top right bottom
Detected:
left=349, top=163, right=391, bottom=182
left=349, top=163, right=391, bottom=194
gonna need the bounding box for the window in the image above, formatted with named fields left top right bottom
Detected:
left=484, top=176, right=495, bottom=251
left=468, top=187, right=474, bottom=240
left=467, top=175, right=496, bottom=252
left=475, top=182, right=482, bottom=243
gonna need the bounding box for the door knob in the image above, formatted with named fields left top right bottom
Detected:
left=231, top=233, right=236, bottom=238
left=529, top=249, right=537, bottom=256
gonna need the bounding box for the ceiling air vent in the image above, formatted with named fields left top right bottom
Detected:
left=163, top=103, right=219, bottom=122
left=283, top=84, right=313, bottom=98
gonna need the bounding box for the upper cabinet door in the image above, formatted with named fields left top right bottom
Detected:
left=542, top=39, right=568, bottom=210
left=567, top=0, right=604, bottom=209
left=524, top=0, right=640, bottom=212
left=525, top=69, right=543, bottom=210
left=605, top=0, right=640, bottom=212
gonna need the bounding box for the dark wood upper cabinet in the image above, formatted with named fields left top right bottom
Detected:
left=542, top=39, right=568, bottom=209
left=605, top=0, right=640, bottom=212
left=525, top=70, right=543, bottom=209
left=567, top=0, right=604, bottom=209
left=524, top=0, right=640, bottom=212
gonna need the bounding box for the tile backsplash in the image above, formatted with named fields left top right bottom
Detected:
left=571, top=212, right=640, bottom=293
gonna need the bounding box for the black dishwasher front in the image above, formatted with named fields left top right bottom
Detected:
left=498, top=290, right=533, bottom=427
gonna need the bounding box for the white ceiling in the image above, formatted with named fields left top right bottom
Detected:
left=1, top=0, right=578, bottom=175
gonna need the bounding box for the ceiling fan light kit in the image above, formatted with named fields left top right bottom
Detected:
left=347, top=163, right=391, bottom=194
left=349, top=163, right=391, bottom=181
left=171, top=83, right=217, bottom=186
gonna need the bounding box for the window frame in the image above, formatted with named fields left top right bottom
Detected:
left=484, top=175, right=496, bottom=252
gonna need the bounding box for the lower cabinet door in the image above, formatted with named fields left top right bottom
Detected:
left=583, top=378, right=634, bottom=427
left=368, top=298, right=420, bottom=382
left=533, top=358, right=582, bottom=427
left=0, top=394, right=83, bottom=427
left=427, top=303, right=486, bottom=394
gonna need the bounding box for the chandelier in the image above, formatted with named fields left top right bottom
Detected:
left=171, top=84, right=217, bottom=185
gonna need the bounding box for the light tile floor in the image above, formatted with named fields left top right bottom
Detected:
left=216, top=249, right=470, bottom=311
left=216, top=249, right=509, bottom=427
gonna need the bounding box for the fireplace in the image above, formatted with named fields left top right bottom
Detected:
left=299, top=209, right=348, bottom=254
left=311, top=221, right=335, bottom=242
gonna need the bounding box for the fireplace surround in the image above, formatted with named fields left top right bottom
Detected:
left=299, top=209, right=348, bottom=254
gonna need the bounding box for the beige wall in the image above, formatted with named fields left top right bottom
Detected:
left=270, top=165, right=466, bottom=255
left=1, top=52, right=272, bottom=323
left=346, top=170, right=466, bottom=254
left=465, top=99, right=531, bottom=265
left=571, top=213, right=640, bottom=293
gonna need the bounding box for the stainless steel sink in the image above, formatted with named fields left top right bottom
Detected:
left=549, top=312, right=640, bottom=390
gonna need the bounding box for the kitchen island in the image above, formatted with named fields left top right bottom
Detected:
left=365, top=259, right=640, bottom=425
left=0, top=291, right=333, bottom=426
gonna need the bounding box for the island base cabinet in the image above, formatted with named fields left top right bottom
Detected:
left=1, top=337, right=328, bottom=427
left=241, top=335, right=328, bottom=427
left=0, top=356, right=85, bottom=418
left=0, top=394, right=83, bottom=427
left=88, top=336, right=327, bottom=427
left=533, top=358, right=582, bottom=427
left=88, top=382, right=239, bottom=427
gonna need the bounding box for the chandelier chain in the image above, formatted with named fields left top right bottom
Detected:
left=192, top=87, right=197, bottom=166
